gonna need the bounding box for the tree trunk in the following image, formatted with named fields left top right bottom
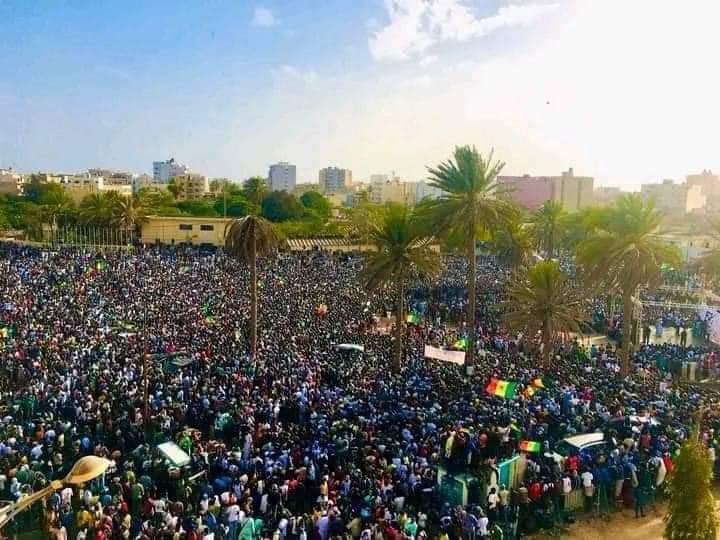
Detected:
left=621, top=290, right=633, bottom=375
left=250, top=234, right=258, bottom=357
left=466, top=234, right=477, bottom=367
left=542, top=317, right=552, bottom=370
left=394, top=278, right=405, bottom=372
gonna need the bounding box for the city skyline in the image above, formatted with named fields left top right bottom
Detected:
left=2, top=1, right=720, bottom=190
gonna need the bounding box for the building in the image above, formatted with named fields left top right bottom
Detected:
left=640, top=179, right=706, bottom=216
left=268, top=162, right=297, bottom=192
left=497, top=168, right=594, bottom=211
left=687, top=170, right=720, bottom=210
left=0, top=168, right=26, bottom=196
left=133, top=174, right=169, bottom=193
left=172, top=173, right=209, bottom=200
left=319, top=167, right=352, bottom=194
left=415, top=181, right=444, bottom=204
left=141, top=216, right=232, bottom=246
left=368, top=178, right=417, bottom=206
left=653, top=231, right=719, bottom=262
left=593, top=186, right=623, bottom=207
left=153, top=158, right=189, bottom=183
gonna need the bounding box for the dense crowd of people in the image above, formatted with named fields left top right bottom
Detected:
left=0, top=243, right=718, bottom=539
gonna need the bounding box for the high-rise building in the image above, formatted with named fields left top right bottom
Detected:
left=268, top=162, right=297, bottom=192
left=319, top=167, right=352, bottom=194
left=153, top=158, right=189, bottom=183
left=497, top=168, right=594, bottom=211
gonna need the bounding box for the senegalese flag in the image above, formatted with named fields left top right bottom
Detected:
left=519, top=440, right=542, bottom=453
left=523, top=386, right=536, bottom=398
left=486, top=378, right=518, bottom=399
left=406, top=312, right=420, bottom=324
left=532, top=377, right=552, bottom=389
left=454, top=338, right=468, bottom=350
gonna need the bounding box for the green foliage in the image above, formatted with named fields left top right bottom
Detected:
left=78, top=192, right=122, bottom=226
left=243, top=177, right=269, bottom=214
left=529, top=200, right=565, bottom=259
left=261, top=191, right=304, bottom=222
left=213, top=194, right=252, bottom=218
left=503, top=261, right=587, bottom=367
left=176, top=199, right=219, bottom=217
left=24, top=179, right=69, bottom=205
left=275, top=219, right=340, bottom=239
left=665, top=438, right=717, bottom=539
left=560, top=206, right=605, bottom=251
left=488, top=214, right=532, bottom=267
left=300, top=191, right=331, bottom=219
left=137, top=188, right=182, bottom=216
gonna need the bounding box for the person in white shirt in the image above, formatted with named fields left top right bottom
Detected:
left=477, top=513, right=489, bottom=537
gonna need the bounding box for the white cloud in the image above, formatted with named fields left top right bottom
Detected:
left=418, top=54, right=437, bottom=66
left=251, top=6, right=278, bottom=27
left=369, top=0, right=558, bottom=61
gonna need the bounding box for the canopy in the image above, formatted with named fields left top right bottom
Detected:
left=157, top=441, right=191, bottom=467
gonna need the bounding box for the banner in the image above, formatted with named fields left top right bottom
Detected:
left=424, top=345, right=465, bottom=365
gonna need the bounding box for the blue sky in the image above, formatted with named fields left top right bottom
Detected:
left=2, top=0, right=720, bottom=189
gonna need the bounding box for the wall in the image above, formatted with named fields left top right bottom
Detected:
left=141, top=216, right=232, bottom=246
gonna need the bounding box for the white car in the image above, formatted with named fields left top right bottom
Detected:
left=552, top=432, right=606, bottom=465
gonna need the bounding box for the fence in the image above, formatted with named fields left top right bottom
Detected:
left=40, top=226, right=136, bottom=249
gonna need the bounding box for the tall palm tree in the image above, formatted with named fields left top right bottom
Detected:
left=577, top=195, right=680, bottom=374
left=243, top=177, right=269, bottom=214
left=529, top=200, right=565, bottom=259
left=503, top=260, right=587, bottom=368
left=224, top=215, right=280, bottom=357
left=112, top=196, right=148, bottom=241
left=361, top=204, right=440, bottom=371
left=79, top=192, right=117, bottom=226
left=422, top=145, right=514, bottom=366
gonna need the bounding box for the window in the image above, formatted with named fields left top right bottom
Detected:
left=179, top=224, right=193, bottom=231
left=200, top=224, right=214, bottom=231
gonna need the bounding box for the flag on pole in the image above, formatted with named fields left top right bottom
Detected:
left=486, top=378, right=518, bottom=399
left=519, top=440, right=542, bottom=453
left=406, top=312, right=420, bottom=324
left=453, top=337, right=468, bottom=350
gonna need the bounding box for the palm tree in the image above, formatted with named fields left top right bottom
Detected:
left=488, top=210, right=532, bottom=268
left=503, top=261, right=587, bottom=368
left=529, top=200, right=565, bottom=259
left=224, top=216, right=280, bottom=357
left=361, top=204, right=440, bottom=371
left=577, top=195, right=680, bottom=374
left=243, top=177, right=269, bottom=214
left=79, top=192, right=117, bottom=226
left=422, top=145, right=514, bottom=366
left=112, top=196, right=148, bottom=241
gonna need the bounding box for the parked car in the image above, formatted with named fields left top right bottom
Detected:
left=552, top=432, right=606, bottom=465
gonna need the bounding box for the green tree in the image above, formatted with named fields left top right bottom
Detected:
left=137, top=188, right=182, bottom=216
left=488, top=210, right=532, bottom=268
left=214, top=194, right=252, bottom=218
left=224, top=216, right=280, bottom=357
left=243, top=177, right=269, bottom=214
left=422, top=145, right=514, bottom=366
left=503, top=261, right=587, bottom=368
left=559, top=206, right=605, bottom=251
left=261, top=191, right=304, bottom=222
left=300, top=191, right=332, bottom=219
left=529, top=200, right=565, bottom=259
left=361, top=204, right=440, bottom=371
left=340, top=198, right=382, bottom=246
left=577, top=195, right=680, bottom=374
left=176, top=199, right=219, bottom=217
left=112, top=196, right=148, bottom=237
left=665, top=437, right=717, bottom=539
left=78, top=192, right=121, bottom=226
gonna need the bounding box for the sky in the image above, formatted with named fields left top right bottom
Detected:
left=1, top=0, right=720, bottom=190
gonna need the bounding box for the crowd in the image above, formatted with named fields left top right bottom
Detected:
left=0, top=243, right=718, bottom=539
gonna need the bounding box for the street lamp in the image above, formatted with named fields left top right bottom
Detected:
left=0, top=456, right=111, bottom=530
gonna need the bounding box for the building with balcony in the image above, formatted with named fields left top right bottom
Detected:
left=268, top=162, right=297, bottom=192
left=319, top=167, right=352, bottom=194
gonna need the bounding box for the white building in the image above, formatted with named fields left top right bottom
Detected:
left=319, top=167, right=352, bottom=194
left=268, top=162, right=297, bottom=192
left=153, top=158, right=189, bottom=183
left=415, top=181, right=444, bottom=203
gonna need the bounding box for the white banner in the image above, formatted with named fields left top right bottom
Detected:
left=424, top=345, right=465, bottom=365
